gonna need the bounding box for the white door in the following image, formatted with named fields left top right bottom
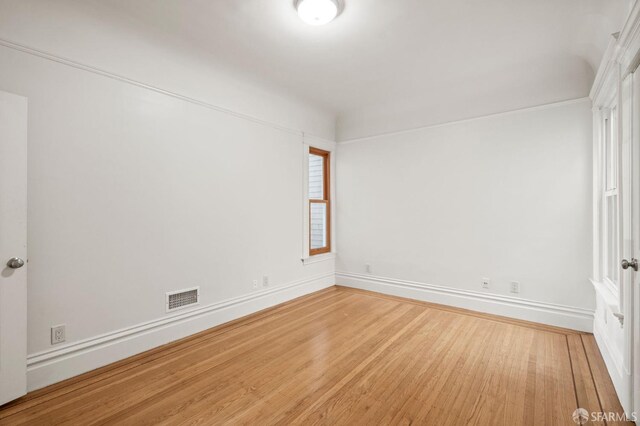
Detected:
left=629, top=70, right=640, bottom=415
left=0, top=90, right=27, bottom=405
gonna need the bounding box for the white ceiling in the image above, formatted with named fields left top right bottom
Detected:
left=4, top=0, right=634, bottom=140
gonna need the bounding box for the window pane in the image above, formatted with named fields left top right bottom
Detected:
left=606, top=195, right=618, bottom=285
left=310, top=202, right=327, bottom=250
left=309, top=153, right=324, bottom=200
left=606, top=110, right=618, bottom=190
left=605, top=117, right=611, bottom=189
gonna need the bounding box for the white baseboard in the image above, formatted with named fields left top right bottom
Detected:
left=593, top=319, right=632, bottom=414
left=336, top=272, right=594, bottom=332
left=27, top=272, right=335, bottom=391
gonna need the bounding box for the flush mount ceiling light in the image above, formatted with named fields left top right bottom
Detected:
left=296, top=0, right=341, bottom=26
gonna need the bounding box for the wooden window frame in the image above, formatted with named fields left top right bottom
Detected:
left=309, top=147, right=331, bottom=256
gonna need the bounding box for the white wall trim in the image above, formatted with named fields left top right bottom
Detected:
left=304, top=133, right=337, bottom=152
left=587, top=3, right=640, bottom=415
left=301, top=252, right=336, bottom=265
left=590, top=34, right=621, bottom=107
left=617, top=0, right=640, bottom=76
left=336, top=272, right=594, bottom=332
left=592, top=279, right=624, bottom=321
left=337, top=97, right=591, bottom=144
left=26, top=272, right=335, bottom=391
left=0, top=38, right=335, bottom=144
left=594, top=322, right=631, bottom=411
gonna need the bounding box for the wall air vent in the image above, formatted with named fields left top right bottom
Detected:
left=166, top=287, right=200, bottom=312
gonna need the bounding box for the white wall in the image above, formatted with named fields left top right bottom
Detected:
left=0, top=43, right=335, bottom=390
left=336, top=99, right=594, bottom=329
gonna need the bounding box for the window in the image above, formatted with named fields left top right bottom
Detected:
left=309, top=147, right=330, bottom=255
left=602, top=107, right=619, bottom=290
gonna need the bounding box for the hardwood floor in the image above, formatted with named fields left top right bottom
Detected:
left=0, top=286, right=630, bottom=425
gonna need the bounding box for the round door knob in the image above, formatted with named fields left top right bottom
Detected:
left=6, top=257, right=25, bottom=269
left=621, top=258, right=639, bottom=272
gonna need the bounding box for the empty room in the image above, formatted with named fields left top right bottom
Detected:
left=2, top=0, right=640, bottom=424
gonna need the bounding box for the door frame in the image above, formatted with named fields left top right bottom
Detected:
left=590, top=2, right=640, bottom=416
left=631, top=68, right=640, bottom=421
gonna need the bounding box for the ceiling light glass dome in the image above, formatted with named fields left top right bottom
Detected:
left=296, top=0, right=340, bottom=26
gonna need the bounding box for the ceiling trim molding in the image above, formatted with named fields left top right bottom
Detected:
left=617, top=0, right=640, bottom=75
left=590, top=35, right=621, bottom=107
left=591, top=1, right=640, bottom=106
left=337, top=97, right=591, bottom=145
left=0, top=37, right=336, bottom=144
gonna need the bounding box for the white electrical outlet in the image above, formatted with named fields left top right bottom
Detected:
left=510, top=281, right=520, bottom=294
left=481, top=278, right=490, bottom=289
left=365, top=264, right=372, bottom=274
left=252, top=279, right=259, bottom=289
left=262, top=276, right=269, bottom=287
left=51, top=324, right=66, bottom=345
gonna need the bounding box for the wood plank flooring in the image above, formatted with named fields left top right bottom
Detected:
left=0, top=286, right=630, bottom=425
